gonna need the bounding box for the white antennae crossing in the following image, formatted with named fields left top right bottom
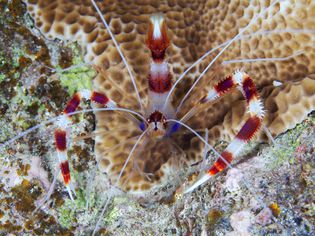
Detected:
left=176, top=0, right=282, bottom=112
left=167, top=119, right=287, bottom=231
left=163, top=41, right=225, bottom=111
left=92, top=128, right=150, bottom=236
left=163, top=27, right=315, bottom=111
left=90, top=0, right=144, bottom=113
left=164, top=0, right=282, bottom=110
left=166, top=119, right=231, bottom=167
left=0, top=107, right=147, bottom=152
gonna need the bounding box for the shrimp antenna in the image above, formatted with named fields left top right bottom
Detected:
left=0, top=107, right=147, bottom=152
left=33, top=168, right=60, bottom=214
left=43, top=62, right=93, bottom=73
left=163, top=27, right=315, bottom=111
left=166, top=119, right=231, bottom=168
left=92, top=128, right=150, bottom=236
left=175, top=0, right=282, bottom=111
left=167, top=119, right=287, bottom=231
left=163, top=0, right=282, bottom=111
left=90, top=0, right=144, bottom=113
left=222, top=50, right=304, bottom=65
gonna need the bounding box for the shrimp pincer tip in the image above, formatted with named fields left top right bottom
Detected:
left=183, top=174, right=211, bottom=194
left=66, top=185, right=76, bottom=202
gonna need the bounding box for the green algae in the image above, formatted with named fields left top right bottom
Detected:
left=58, top=186, right=97, bottom=229
left=267, top=118, right=313, bottom=170
left=0, top=1, right=48, bottom=142
left=58, top=199, right=77, bottom=229
left=11, top=46, right=34, bottom=68
left=56, top=44, right=95, bottom=96
left=104, top=196, right=131, bottom=225
left=0, top=81, right=43, bottom=142
left=0, top=0, right=92, bottom=234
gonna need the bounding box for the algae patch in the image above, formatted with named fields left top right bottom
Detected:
left=55, top=44, right=95, bottom=96
left=266, top=117, right=314, bottom=170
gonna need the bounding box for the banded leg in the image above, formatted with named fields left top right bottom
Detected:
left=199, top=75, right=236, bottom=104
left=179, top=74, right=237, bottom=124
left=184, top=70, right=264, bottom=193
left=54, top=90, right=116, bottom=200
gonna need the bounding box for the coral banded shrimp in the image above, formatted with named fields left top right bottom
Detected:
left=0, top=0, right=315, bottom=234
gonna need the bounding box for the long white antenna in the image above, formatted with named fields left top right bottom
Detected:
left=222, top=50, right=304, bottom=65
left=169, top=0, right=282, bottom=112
left=162, top=41, right=226, bottom=111
left=163, top=27, right=315, bottom=111
left=90, top=0, right=144, bottom=113
left=0, top=107, right=147, bottom=152
left=92, top=128, right=150, bottom=236
left=166, top=119, right=287, bottom=231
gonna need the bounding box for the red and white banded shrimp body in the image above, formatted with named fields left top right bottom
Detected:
left=49, top=4, right=270, bottom=199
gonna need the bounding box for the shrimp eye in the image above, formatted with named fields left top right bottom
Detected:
left=139, top=122, right=146, bottom=131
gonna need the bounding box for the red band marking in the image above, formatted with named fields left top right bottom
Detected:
left=64, top=93, right=81, bottom=114
left=91, top=91, right=109, bottom=105
left=208, top=151, right=233, bottom=176
left=236, top=116, right=261, bottom=141
left=214, top=76, right=235, bottom=95
left=148, top=73, right=172, bottom=93
left=199, top=95, right=209, bottom=104
left=208, top=165, right=219, bottom=176
left=60, top=161, right=71, bottom=185
left=146, top=21, right=170, bottom=62
left=54, top=129, right=67, bottom=151
left=242, top=76, right=258, bottom=102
